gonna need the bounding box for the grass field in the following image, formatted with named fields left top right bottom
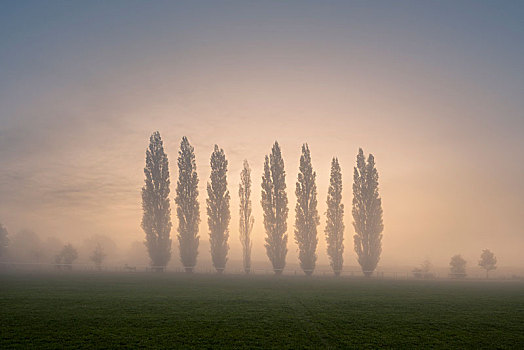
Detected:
left=1, top=272, right=523, bottom=349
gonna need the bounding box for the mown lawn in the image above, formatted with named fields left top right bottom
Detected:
left=1, top=272, right=523, bottom=348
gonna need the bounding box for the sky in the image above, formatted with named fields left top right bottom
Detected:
left=1, top=1, right=523, bottom=270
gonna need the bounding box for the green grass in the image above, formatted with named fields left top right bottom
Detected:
left=1, top=272, right=523, bottom=349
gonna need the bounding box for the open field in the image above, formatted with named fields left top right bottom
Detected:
left=1, top=272, right=523, bottom=349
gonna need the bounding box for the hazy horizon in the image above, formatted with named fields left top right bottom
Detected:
left=1, top=1, right=523, bottom=270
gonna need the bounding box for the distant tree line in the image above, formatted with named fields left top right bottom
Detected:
left=0, top=226, right=111, bottom=271
left=140, top=132, right=385, bottom=277
left=411, top=250, right=498, bottom=279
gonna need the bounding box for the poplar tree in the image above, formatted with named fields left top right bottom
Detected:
left=261, top=141, right=288, bottom=275
left=141, top=131, right=172, bottom=271
left=175, top=137, right=200, bottom=273
left=353, top=148, right=384, bottom=277
left=207, top=145, right=230, bottom=273
left=325, top=158, right=344, bottom=276
left=239, top=160, right=254, bottom=274
left=0, top=223, right=8, bottom=258
left=294, top=144, right=319, bottom=276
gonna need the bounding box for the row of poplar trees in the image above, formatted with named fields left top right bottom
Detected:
left=141, top=132, right=383, bottom=276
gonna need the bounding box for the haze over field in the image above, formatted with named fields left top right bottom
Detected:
left=1, top=1, right=523, bottom=270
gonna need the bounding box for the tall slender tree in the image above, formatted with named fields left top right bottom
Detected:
left=353, top=148, right=384, bottom=277
left=0, top=222, right=8, bottom=258
left=207, top=145, right=230, bottom=273
left=294, top=144, right=320, bottom=276
left=325, top=158, right=344, bottom=276
left=141, top=131, right=172, bottom=271
left=261, top=141, right=288, bottom=275
left=175, top=136, right=200, bottom=273
left=239, top=160, right=254, bottom=274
